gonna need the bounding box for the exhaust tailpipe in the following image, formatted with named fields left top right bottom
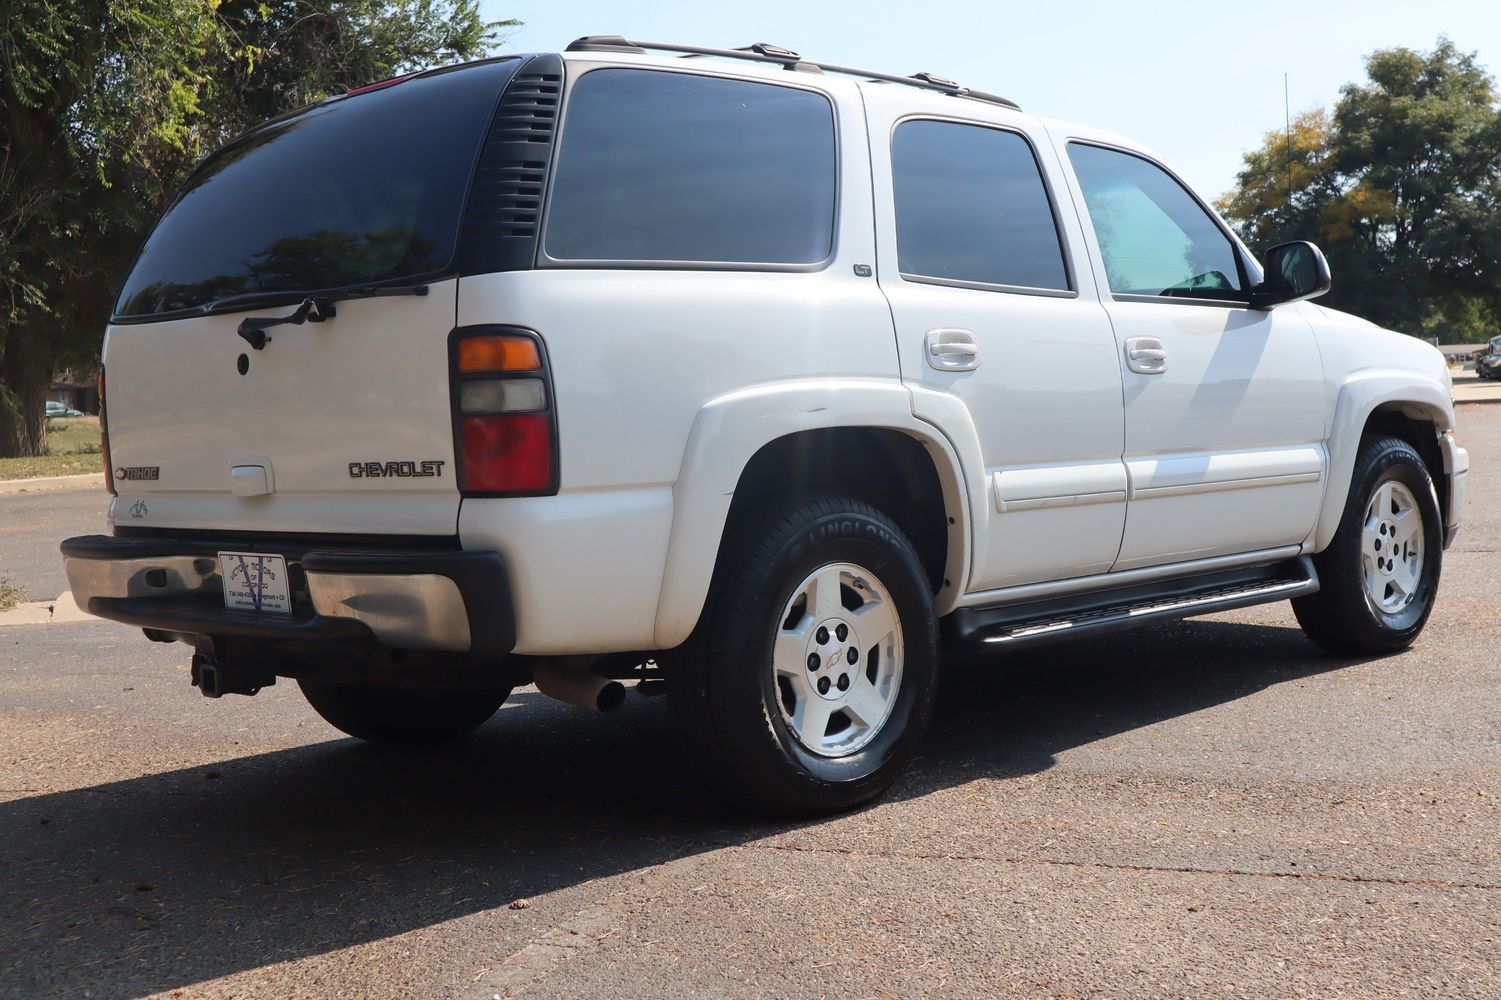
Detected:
left=534, top=659, right=626, bottom=714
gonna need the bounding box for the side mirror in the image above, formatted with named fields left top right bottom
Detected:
left=1250, top=241, right=1331, bottom=309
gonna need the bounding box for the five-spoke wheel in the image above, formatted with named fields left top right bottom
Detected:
left=773, top=562, right=904, bottom=758
left=670, top=495, right=938, bottom=814
left=1360, top=480, right=1424, bottom=615
left=1295, top=435, right=1442, bottom=655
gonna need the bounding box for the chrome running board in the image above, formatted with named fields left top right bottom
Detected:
left=948, top=556, right=1319, bottom=651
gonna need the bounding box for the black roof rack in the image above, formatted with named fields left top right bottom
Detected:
left=564, top=36, right=1022, bottom=111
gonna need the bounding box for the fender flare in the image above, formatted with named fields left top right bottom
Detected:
left=1310, top=370, right=1455, bottom=551
left=651, top=378, right=976, bottom=648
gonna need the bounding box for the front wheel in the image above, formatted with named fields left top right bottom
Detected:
left=298, top=680, right=510, bottom=744
left=673, top=495, right=939, bottom=815
left=1293, top=435, right=1443, bottom=655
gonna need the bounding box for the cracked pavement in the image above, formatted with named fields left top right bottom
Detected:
left=2, top=408, right=1499, bottom=998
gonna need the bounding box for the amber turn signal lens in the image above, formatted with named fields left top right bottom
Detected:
left=457, top=335, right=540, bottom=373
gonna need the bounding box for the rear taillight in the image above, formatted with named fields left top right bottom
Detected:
left=451, top=328, right=558, bottom=496
left=99, top=369, right=115, bottom=496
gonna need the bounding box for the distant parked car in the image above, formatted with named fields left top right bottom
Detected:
left=45, top=400, right=84, bottom=418
left=1477, top=354, right=1501, bottom=380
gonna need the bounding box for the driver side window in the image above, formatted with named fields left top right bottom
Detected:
left=1067, top=142, right=1245, bottom=301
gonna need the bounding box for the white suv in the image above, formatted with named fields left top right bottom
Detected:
left=64, top=38, right=1469, bottom=812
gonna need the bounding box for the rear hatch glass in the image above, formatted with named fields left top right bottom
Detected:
left=116, top=58, right=519, bottom=319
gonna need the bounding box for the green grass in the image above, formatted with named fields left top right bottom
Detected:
left=0, top=416, right=103, bottom=480
left=0, top=577, right=27, bottom=611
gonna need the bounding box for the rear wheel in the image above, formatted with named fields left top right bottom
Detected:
left=298, top=680, right=510, bottom=744
left=1293, top=436, right=1442, bottom=655
left=672, top=495, right=939, bottom=815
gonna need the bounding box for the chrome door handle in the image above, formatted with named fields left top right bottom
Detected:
left=926, top=329, right=979, bottom=371
left=1125, top=337, right=1168, bottom=374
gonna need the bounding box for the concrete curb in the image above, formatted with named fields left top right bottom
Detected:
left=0, top=473, right=105, bottom=495
left=0, top=591, right=91, bottom=627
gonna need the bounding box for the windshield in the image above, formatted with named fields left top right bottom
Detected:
left=115, top=59, right=518, bottom=320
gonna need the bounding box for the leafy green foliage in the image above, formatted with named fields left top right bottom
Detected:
left=0, top=576, right=27, bottom=611
left=1219, top=38, right=1501, bottom=342
left=0, top=0, right=511, bottom=456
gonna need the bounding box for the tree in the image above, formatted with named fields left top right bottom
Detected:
left=0, top=0, right=219, bottom=456
left=1218, top=38, right=1501, bottom=341
left=0, top=1, right=510, bottom=458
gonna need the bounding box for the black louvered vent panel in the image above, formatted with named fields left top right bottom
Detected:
left=460, top=54, right=563, bottom=274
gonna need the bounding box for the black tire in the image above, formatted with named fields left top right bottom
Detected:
left=298, top=680, right=510, bottom=744
left=672, top=494, right=939, bottom=815
left=1293, top=435, right=1443, bottom=655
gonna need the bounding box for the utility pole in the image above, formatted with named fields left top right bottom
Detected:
left=1285, top=72, right=1293, bottom=210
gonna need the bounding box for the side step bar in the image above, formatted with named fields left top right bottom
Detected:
left=947, top=556, right=1319, bottom=651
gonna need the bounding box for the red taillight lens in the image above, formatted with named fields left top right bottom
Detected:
left=452, top=328, right=557, bottom=496
left=99, top=369, right=115, bottom=496
left=461, top=414, right=553, bottom=493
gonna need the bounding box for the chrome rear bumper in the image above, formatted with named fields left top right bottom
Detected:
left=60, top=535, right=513, bottom=655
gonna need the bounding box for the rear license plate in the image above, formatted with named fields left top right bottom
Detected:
left=218, top=551, right=292, bottom=615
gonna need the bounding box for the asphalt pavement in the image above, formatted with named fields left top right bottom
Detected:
left=1, top=411, right=1498, bottom=998
left=0, top=488, right=108, bottom=603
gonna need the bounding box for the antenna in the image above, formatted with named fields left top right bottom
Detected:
left=1284, top=72, right=1292, bottom=210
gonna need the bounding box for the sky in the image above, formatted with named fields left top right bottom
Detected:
left=480, top=0, right=1501, bottom=201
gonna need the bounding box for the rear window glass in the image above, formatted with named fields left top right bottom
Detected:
left=892, top=119, right=1069, bottom=291
left=115, top=60, right=518, bottom=319
left=544, top=69, right=836, bottom=265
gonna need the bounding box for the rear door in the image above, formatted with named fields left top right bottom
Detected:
left=103, top=59, right=522, bottom=535
left=864, top=88, right=1127, bottom=592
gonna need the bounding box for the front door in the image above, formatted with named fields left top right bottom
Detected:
left=865, top=90, right=1127, bottom=592
left=1060, top=140, right=1327, bottom=570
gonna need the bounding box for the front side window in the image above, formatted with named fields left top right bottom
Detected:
left=891, top=119, right=1069, bottom=291
left=115, top=60, right=519, bottom=319
left=1067, top=143, right=1244, bottom=301
left=545, top=69, right=836, bottom=265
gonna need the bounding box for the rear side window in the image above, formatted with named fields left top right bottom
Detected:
left=891, top=119, right=1069, bottom=291
left=115, top=60, right=519, bottom=319
left=1066, top=142, right=1245, bottom=300
left=544, top=69, right=836, bottom=265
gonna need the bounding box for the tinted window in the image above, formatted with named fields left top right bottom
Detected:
left=115, top=60, right=518, bottom=319
left=545, top=70, right=836, bottom=264
left=892, top=120, right=1069, bottom=290
left=1067, top=143, right=1244, bottom=300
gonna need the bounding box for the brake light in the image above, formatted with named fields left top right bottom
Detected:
left=451, top=329, right=557, bottom=496
left=344, top=72, right=417, bottom=97
left=99, top=369, right=115, bottom=496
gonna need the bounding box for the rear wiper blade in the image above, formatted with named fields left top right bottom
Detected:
left=209, top=282, right=429, bottom=317
left=229, top=284, right=430, bottom=351
left=325, top=282, right=431, bottom=302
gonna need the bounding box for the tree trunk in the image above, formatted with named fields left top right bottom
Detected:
left=0, top=332, right=55, bottom=458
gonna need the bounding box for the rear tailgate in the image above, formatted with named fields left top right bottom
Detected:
left=100, top=58, right=528, bottom=536
left=103, top=281, right=460, bottom=535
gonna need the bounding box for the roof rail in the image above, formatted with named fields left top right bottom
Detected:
left=563, top=36, right=1022, bottom=111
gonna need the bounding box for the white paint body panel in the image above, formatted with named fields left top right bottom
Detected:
left=1044, top=121, right=1330, bottom=570
left=454, top=72, right=913, bottom=651
left=862, top=86, right=1128, bottom=590
left=103, top=280, right=462, bottom=535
